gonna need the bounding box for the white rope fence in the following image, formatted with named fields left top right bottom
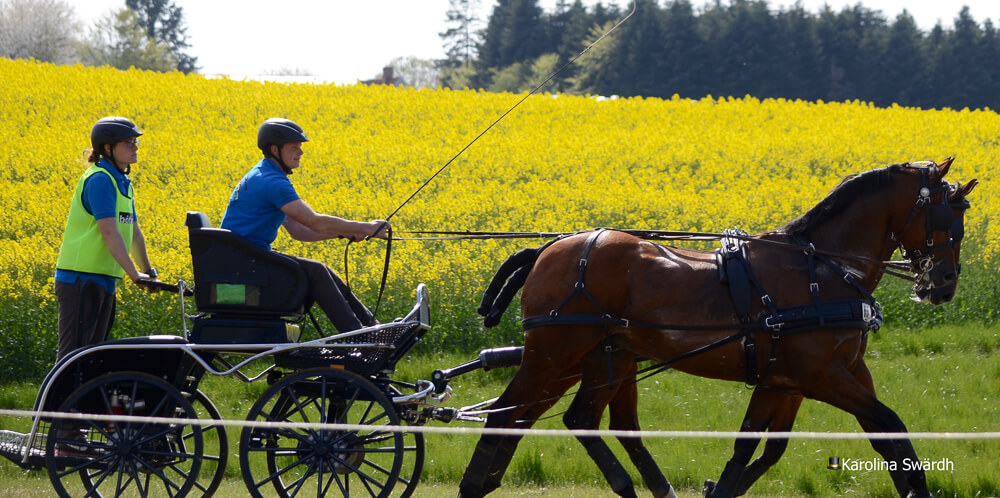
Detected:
left=4, top=408, right=1000, bottom=441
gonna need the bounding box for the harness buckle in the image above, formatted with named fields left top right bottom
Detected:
left=579, top=258, right=588, bottom=268
left=861, top=302, right=873, bottom=322
left=764, top=316, right=783, bottom=331
left=760, top=294, right=773, bottom=307
left=809, top=282, right=819, bottom=294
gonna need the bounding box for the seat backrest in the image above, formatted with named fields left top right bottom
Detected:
left=186, top=211, right=210, bottom=229
left=185, top=211, right=307, bottom=316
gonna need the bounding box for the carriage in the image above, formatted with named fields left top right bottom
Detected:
left=0, top=211, right=520, bottom=498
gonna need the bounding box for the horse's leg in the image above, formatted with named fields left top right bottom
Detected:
left=606, top=359, right=678, bottom=498
left=703, top=388, right=801, bottom=498
left=810, top=360, right=930, bottom=498
left=477, top=372, right=582, bottom=496
left=561, top=347, right=645, bottom=498
left=733, top=394, right=802, bottom=496
left=459, top=330, right=598, bottom=498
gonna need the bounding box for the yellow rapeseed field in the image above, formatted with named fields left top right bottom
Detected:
left=0, top=58, right=996, bottom=356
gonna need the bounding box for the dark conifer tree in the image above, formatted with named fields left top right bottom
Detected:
left=660, top=0, right=706, bottom=98
left=498, top=0, right=546, bottom=67
left=774, top=4, right=824, bottom=101
left=441, top=0, right=483, bottom=68
left=125, top=0, right=198, bottom=73
left=880, top=11, right=925, bottom=107
left=980, top=20, right=1000, bottom=110
left=613, top=0, right=670, bottom=97
left=935, top=7, right=988, bottom=109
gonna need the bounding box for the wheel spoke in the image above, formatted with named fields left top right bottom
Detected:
left=283, top=456, right=321, bottom=497
left=254, top=449, right=312, bottom=488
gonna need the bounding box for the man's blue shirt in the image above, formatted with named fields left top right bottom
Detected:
left=54, top=159, right=136, bottom=294
left=221, top=158, right=301, bottom=250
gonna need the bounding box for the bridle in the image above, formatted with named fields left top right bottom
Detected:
left=891, top=163, right=969, bottom=286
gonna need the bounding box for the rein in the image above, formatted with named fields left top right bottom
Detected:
left=394, top=228, right=920, bottom=282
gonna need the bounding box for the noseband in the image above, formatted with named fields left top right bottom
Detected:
left=891, top=164, right=968, bottom=283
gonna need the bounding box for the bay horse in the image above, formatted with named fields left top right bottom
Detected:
left=458, top=159, right=977, bottom=498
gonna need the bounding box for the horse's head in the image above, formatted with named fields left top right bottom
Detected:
left=889, top=158, right=978, bottom=304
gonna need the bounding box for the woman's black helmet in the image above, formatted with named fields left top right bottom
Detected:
left=91, top=116, right=143, bottom=153
left=257, top=118, right=309, bottom=153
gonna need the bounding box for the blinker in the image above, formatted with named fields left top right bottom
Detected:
left=928, top=204, right=953, bottom=231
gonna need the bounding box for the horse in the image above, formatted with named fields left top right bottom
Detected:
left=458, top=159, right=978, bottom=498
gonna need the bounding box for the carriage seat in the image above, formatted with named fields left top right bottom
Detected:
left=185, top=211, right=308, bottom=344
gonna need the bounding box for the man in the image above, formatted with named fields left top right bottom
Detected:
left=220, top=118, right=387, bottom=332
left=54, top=116, right=158, bottom=361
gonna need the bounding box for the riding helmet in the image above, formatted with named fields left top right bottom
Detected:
left=257, top=118, right=309, bottom=152
left=91, top=116, right=143, bottom=153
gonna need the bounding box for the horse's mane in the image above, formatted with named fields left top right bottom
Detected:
left=781, top=164, right=907, bottom=236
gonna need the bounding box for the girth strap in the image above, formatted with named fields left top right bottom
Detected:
left=542, top=229, right=620, bottom=389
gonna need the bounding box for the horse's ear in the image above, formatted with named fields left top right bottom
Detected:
left=938, top=156, right=955, bottom=177
left=959, top=178, right=979, bottom=197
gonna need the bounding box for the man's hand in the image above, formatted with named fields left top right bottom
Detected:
left=367, top=220, right=390, bottom=240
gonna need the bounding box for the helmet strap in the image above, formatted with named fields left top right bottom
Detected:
left=105, top=144, right=130, bottom=175
left=271, top=144, right=293, bottom=175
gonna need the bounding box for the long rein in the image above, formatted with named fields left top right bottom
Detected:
left=392, top=228, right=918, bottom=283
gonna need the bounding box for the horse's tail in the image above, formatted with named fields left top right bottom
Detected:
left=478, top=244, right=547, bottom=328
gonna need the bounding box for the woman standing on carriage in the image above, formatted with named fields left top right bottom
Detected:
left=220, top=117, right=388, bottom=333
left=54, top=116, right=158, bottom=361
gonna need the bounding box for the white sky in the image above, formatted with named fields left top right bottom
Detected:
left=68, top=0, right=1000, bottom=84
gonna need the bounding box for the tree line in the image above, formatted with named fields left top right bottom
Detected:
left=0, top=0, right=197, bottom=73
left=440, top=0, right=1000, bottom=111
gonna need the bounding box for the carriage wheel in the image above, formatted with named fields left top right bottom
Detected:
left=45, top=371, right=202, bottom=498
left=239, top=368, right=405, bottom=498
left=386, top=385, right=425, bottom=498
left=76, top=388, right=227, bottom=497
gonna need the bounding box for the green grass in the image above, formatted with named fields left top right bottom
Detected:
left=2, top=324, right=999, bottom=496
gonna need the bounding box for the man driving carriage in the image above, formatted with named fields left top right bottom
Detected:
left=220, top=118, right=388, bottom=332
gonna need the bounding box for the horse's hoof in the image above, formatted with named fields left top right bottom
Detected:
left=703, top=479, right=734, bottom=498
left=702, top=479, right=717, bottom=497
left=457, top=487, right=483, bottom=498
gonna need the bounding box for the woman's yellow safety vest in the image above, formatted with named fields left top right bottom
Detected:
left=56, top=164, right=134, bottom=278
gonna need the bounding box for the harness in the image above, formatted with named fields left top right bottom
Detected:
left=522, top=228, right=883, bottom=387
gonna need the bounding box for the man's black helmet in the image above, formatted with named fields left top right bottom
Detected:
left=257, top=118, right=309, bottom=152
left=91, top=116, right=143, bottom=153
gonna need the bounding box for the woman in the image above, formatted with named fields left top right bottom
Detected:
left=54, top=116, right=157, bottom=361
